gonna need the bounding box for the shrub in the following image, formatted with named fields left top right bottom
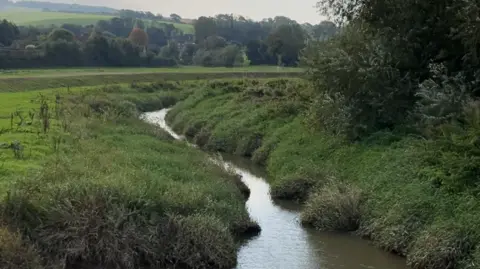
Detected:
left=301, top=180, right=362, bottom=232
left=407, top=223, right=475, bottom=269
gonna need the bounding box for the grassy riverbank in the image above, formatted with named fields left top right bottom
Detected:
left=167, top=78, right=480, bottom=269
left=0, top=81, right=256, bottom=268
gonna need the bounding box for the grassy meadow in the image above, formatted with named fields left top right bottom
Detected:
left=0, top=79, right=262, bottom=268
left=166, top=78, right=480, bottom=269
left=0, top=67, right=302, bottom=92
left=0, top=9, right=195, bottom=33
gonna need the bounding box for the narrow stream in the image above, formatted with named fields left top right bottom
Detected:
left=142, top=109, right=409, bottom=269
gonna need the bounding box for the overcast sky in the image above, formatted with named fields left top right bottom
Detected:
left=46, top=0, right=324, bottom=24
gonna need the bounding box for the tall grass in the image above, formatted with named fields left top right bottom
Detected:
left=0, top=82, right=257, bottom=268
left=167, top=78, right=480, bottom=269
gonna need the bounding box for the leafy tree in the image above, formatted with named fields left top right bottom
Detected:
left=159, top=41, right=180, bottom=62
left=44, top=40, right=82, bottom=66
left=194, top=16, right=216, bottom=43
left=147, top=27, right=168, bottom=46
left=170, top=13, right=182, bottom=23
left=246, top=39, right=276, bottom=65
left=0, top=19, right=19, bottom=46
left=134, top=19, right=146, bottom=30
left=60, top=23, right=84, bottom=36
left=204, top=35, right=227, bottom=50
left=221, top=44, right=244, bottom=67
left=84, top=32, right=111, bottom=65
left=128, top=27, right=149, bottom=47
left=48, top=28, right=75, bottom=42
left=179, top=43, right=196, bottom=64
left=266, top=23, right=306, bottom=66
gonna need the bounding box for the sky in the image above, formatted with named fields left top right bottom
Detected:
left=45, top=0, right=324, bottom=24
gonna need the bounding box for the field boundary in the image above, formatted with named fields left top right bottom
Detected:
left=0, top=72, right=304, bottom=92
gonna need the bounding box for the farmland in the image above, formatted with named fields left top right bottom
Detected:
left=0, top=9, right=194, bottom=33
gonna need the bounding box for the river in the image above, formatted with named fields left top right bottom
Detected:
left=142, top=109, right=409, bottom=269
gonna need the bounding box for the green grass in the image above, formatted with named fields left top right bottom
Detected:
left=0, top=67, right=303, bottom=92
left=166, top=78, right=480, bottom=269
left=0, top=81, right=257, bottom=268
left=0, top=10, right=194, bottom=33
left=0, top=66, right=303, bottom=78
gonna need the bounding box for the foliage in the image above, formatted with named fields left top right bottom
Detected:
left=266, top=23, right=306, bottom=66
left=0, top=19, right=19, bottom=46
left=302, top=25, right=416, bottom=139
left=159, top=41, right=180, bottom=62
left=128, top=27, right=149, bottom=47
left=167, top=78, right=480, bottom=269
left=47, top=28, right=74, bottom=42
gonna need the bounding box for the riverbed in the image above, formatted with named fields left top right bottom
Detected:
left=142, top=109, right=409, bottom=269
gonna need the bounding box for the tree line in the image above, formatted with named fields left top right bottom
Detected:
left=301, top=0, right=480, bottom=192
left=0, top=13, right=338, bottom=69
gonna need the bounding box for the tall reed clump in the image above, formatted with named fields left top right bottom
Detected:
left=301, top=180, right=362, bottom=232
left=1, top=87, right=255, bottom=269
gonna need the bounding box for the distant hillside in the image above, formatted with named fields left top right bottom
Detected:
left=12, top=0, right=117, bottom=14
left=0, top=9, right=195, bottom=34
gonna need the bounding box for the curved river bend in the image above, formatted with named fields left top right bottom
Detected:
left=142, top=109, right=409, bottom=269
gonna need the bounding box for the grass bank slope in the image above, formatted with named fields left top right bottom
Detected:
left=167, top=78, right=480, bottom=269
left=0, top=81, right=255, bottom=268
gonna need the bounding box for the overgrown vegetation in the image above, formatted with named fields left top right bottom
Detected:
left=166, top=74, right=480, bottom=269
left=0, top=81, right=258, bottom=268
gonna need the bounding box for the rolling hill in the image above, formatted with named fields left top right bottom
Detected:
left=0, top=9, right=195, bottom=33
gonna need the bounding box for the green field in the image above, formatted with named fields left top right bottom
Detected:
left=0, top=9, right=195, bottom=33
left=0, top=66, right=303, bottom=78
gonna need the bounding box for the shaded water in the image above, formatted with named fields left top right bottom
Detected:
left=142, top=109, right=409, bottom=269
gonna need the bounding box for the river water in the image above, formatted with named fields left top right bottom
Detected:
left=142, top=109, right=409, bottom=269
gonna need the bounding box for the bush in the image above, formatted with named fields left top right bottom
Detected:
left=301, top=181, right=362, bottom=231
left=407, top=223, right=475, bottom=269
left=302, top=25, right=416, bottom=139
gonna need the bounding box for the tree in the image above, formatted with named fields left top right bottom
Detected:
left=84, top=32, right=111, bottom=65
left=44, top=40, right=82, bottom=66
left=179, top=43, right=196, bottom=65
left=266, top=23, right=306, bottom=66
left=170, top=13, right=182, bottom=23
left=311, top=21, right=338, bottom=41
left=246, top=39, right=275, bottom=65
left=147, top=27, right=167, bottom=47
left=60, top=23, right=84, bottom=36
left=159, top=41, right=180, bottom=62
left=221, top=45, right=244, bottom=67
left=48, top=28, right=75, bottom=42
left=194, top=16, right=216, bottom=44
left=204, top=35, right=226, bottom=50
left=0, top=19, right=19, bottom=46
left=128, top=27, right=149, bottom=47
